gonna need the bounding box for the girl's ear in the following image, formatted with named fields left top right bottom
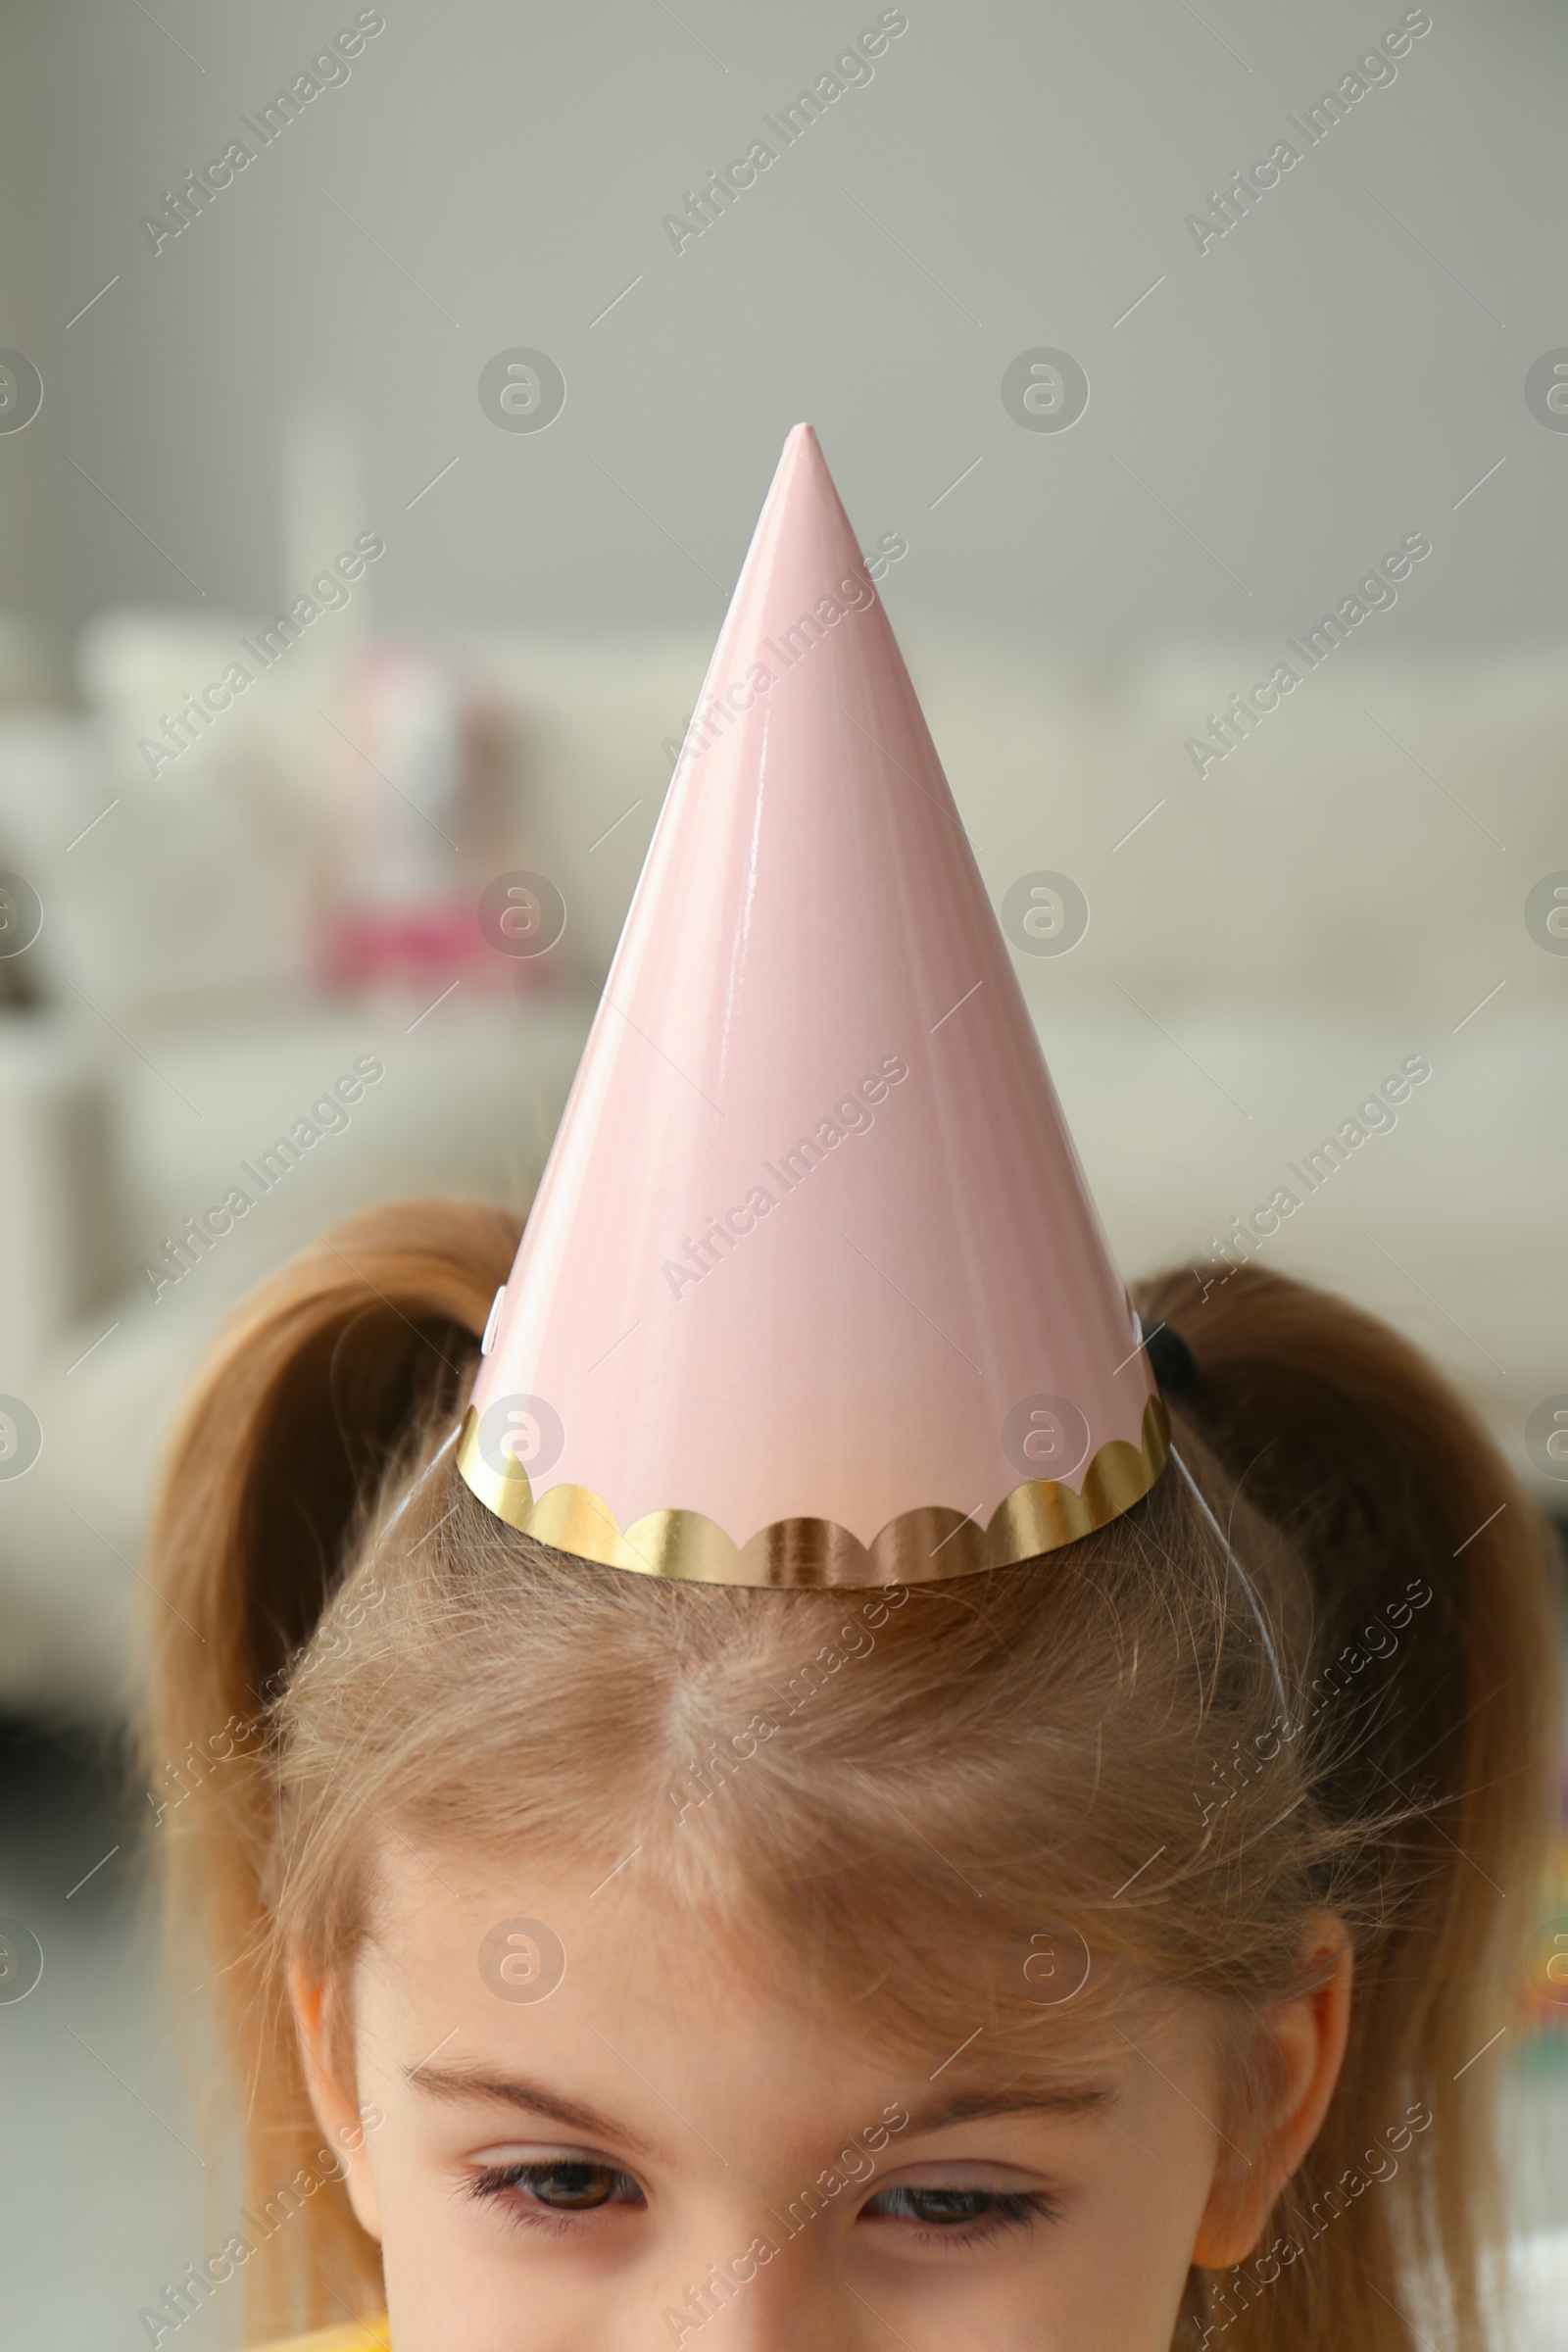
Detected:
left=290, top=1961, right=383, bottom=2243
left=1191, top=1918, right=1353, bottom=2269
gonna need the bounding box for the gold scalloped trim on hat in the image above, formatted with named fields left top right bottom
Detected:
left=454, top=1395, right=1169, bottom=1588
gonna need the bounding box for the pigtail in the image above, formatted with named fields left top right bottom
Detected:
left=1137, top=1263, right=1560, bottom=2352
left=142, top=1200, right=520, bottom=2339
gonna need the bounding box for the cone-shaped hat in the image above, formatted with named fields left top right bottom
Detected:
left=458, top=425, right=1166, bottom=1585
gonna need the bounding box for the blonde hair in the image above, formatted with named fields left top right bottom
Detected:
left=145, top=1201, right=1558, bottom=2347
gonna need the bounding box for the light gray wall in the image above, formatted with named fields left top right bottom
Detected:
left=1, top=0, right=1565, bottom=663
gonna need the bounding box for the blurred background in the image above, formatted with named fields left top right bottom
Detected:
left=1, top=0, right=1566, bottom=2342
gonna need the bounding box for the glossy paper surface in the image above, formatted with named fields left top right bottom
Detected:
left=468, top=425, right=1156, bottom=1549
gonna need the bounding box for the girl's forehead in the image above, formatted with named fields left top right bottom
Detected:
left=365, top=1831, right=1111, bottom=2013
left=355, top=1838, right=1186, bottom=2143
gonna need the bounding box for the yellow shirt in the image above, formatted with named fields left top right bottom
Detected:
left=255, top=2324, right=389, bottom=2351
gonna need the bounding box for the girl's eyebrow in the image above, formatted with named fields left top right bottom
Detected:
left=901, top=2081, right=1119, bottom=2135
left=404, top=2062, right=657, bottom=2159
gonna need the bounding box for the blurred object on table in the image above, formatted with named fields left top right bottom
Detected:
left=312, top=640, right=565, bottom=996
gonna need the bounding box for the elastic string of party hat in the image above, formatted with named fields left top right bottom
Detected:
left=1168, top=1444, right=1291, bottom=1724
left=262, top=1422, right=464, bottom=1715
left=379, top=1417, right=462, bottom=1544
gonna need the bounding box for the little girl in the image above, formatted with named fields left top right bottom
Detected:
left=144, top=430, right=1558, bottom=2352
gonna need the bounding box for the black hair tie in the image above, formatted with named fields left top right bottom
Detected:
left=1145, top=1323, right=1198, bottom=1395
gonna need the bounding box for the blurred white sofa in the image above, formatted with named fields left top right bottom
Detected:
left=0, top=606, right=1563, bottom=1718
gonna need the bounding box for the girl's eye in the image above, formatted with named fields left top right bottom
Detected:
left=468, top=2158, right=645, bottom=2226
left=521, top=2162, right=624, bottom=2210
left=861, top=2183, right=1057, bottom=2243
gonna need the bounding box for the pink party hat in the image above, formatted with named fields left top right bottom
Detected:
left=457, top=425, right=1166, bottom=1586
